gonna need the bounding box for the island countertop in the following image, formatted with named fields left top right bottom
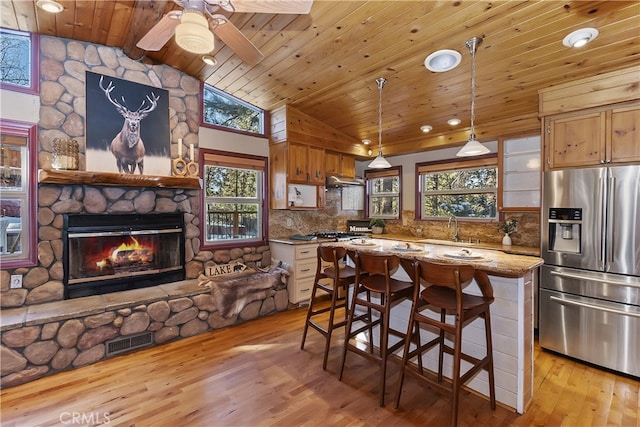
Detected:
left=325, top=237, right=543, bottom=278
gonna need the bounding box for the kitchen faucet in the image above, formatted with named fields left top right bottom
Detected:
left=448, top=214, right=459, bottom=242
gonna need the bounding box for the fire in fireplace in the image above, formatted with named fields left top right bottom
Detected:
left=63, top=213, right=185, bottom=299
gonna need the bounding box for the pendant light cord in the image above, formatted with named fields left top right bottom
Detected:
left=469, top=41, right=476, bottom=138
left=376, top=77, right=387, bottom=156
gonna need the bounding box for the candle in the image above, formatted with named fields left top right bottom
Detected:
left=190, top=144, right=194, bottom=161
left=178, top=139, right=182, bottom=158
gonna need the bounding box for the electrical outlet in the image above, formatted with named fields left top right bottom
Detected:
left=286, top=218, right=293, bottom=227
left=402, top=217, right=408, bottom=226
left=10, top=274, right=22, bottom=289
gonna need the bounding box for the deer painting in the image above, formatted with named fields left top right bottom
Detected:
left=99, top=76, right=159, bottom=174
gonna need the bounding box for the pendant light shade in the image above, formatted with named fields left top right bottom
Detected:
left=457, top=36, right=490, bottom=157
left=368, top=77, right=392, bottom=169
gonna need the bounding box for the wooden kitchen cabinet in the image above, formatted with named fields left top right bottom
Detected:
left=544, top=101, right=639, bottom=169
left=270, top=241, right=319, bottom=304
left=326, top=151, right=356, bottom=178
left=538, top=67, right=640, bottom=171
left=270, top=143, right=325, bottom=209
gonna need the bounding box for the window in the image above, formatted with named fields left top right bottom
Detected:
left=365, top=166, right=402, bottom=219
left=201, top=150, right=268, bottom=248
left=201, top=84, right=264, bottom=135
left=418, top=157, right=497, bottom=220
left=0, top=29, right=39, bottom=94
left=0, top=119, right=37, bottom=268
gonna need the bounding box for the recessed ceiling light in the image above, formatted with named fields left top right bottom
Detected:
left=362, top=139, right=371, bottom=145
left=563, top=28, right=599, bottom=48
left=36, top=0, right=64, bottom=13
left=424, top=49, right=462, bottom=73
left=367, top=149, right=373, bottom=156
left=202, top=55, right=217, bottom=65
left=447, top=118, right=461, bottom=126
left=420, top=125, right=432, bottom=133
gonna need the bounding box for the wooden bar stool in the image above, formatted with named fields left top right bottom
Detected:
left=339, top=252, right=414, bottom=406
left=301, top=245, right=356, bottom=370
left=394, top=260, right=496, bottom=427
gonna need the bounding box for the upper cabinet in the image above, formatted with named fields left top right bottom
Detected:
left=269, top=105, right=362, bottom=209
left=539, top=66, right=640, bottom=170
left=543, top=102, right=640, bottom=169
left=325, top=151, right=355, bottom=178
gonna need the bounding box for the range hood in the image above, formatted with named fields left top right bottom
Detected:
left=326, top=175, right=365, bottom=187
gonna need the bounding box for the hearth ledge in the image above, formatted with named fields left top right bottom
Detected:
left=38, top=169, right=202, bottom=189
left=0, top=279, right=203, bottom=332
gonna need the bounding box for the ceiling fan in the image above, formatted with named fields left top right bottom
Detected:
left=136, top=0, right=313, bottom=65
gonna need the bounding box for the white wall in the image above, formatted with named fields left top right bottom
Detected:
left=355, top=141, right=498, bottom=211
left=0, top=89, right=39, bottom=123
left=199, top=126, right=268, bottom=157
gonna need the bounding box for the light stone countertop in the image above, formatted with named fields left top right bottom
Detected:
left=270, top=234, right=543, bottom=277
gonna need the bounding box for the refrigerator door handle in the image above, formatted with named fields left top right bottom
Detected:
left=550, top=269, right=638, bottom=286
left=550, top=295, right=640, bottom=318
left=598, top=175, right=606, bottom=270
left=607, top=173, right=616, bottom=268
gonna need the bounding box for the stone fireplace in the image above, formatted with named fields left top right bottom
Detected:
left=63, top=212, right=185, bottom=299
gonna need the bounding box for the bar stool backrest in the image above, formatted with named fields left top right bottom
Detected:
left=414, top=260, right=475, bottom=293
left=355, top=252, right=400, bottom=277
left=318, top=245, right=347, bottom=264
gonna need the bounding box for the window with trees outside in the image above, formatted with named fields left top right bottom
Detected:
left=201, top=84, right=264, bottom=135
left=0, top=119, right=38, bottom=268
left=201, top=150, right=267, bottom=248
left=0, top=29, right=39, bottom=94
left=365, top=166, right=402, bottom=219
left=418, top=156, right=497, bottom=220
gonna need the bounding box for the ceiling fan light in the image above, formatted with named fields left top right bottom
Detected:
left=175, top=10, right=214, bottom=54
left=457, top=136, right=490, bottom=157
left=563, top=28, right=598, bottom=48
left=368, top=153, right=392, bottom=169
left=424, top=49, right=462, bottom=72
left=36, top=0, right=63, bottom=13
left=202, top=55, right=217, bottom=65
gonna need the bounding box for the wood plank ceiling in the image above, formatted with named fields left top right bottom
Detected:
left=1, top=1, right=639, bottom=158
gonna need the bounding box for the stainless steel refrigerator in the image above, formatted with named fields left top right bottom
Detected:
left=540, top=165, right=640, bottom=378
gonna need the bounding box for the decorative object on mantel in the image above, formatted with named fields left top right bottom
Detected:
left=498, top=218, right=518, bottom=246
left=172, top=139, right=199, bottom=177
left=51, top=138, right=79, bottom=170
left=86, top=72, right=171, bottom=176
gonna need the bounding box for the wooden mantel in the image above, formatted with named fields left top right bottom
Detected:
left=38, top=169, right=201, bottom=189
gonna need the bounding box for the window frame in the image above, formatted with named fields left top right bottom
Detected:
left=364, top=166, right=402, bottom=220
left=199, top=148, right=269, bottom=250
left=0, top=119, right=38, bottom=268
left=416, top=155, right=498, bottom=221
left=200, top=82, right=267, bottom=138
left=0, top=29, right=39, bottom=95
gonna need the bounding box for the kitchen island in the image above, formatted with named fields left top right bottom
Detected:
left=325, top=237, right=543, bottom=414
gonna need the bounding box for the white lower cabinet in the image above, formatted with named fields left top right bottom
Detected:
left=270, top=241, right=319, bottom=304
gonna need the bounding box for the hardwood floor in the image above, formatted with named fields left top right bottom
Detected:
left=1, top=306, right=638, bottom=426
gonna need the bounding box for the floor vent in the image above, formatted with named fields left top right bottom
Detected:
left=106, top=332, right=153, bottom=357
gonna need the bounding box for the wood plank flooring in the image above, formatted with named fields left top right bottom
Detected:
left=1, top=306, right=638, bottom=426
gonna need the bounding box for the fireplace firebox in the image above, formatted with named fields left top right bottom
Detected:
left=63, top=213, right=185, bottom=299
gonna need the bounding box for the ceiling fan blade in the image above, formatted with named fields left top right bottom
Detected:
left=136, top=12, right=181, bottom=51
left=214, top=20, right=265, bottom=65
left=229, top=0, right=313, bottom=14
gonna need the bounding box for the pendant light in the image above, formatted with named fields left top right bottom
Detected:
left=368, top=77, right=392, bottom=169
left=457, top=36, right=490, bottom=157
